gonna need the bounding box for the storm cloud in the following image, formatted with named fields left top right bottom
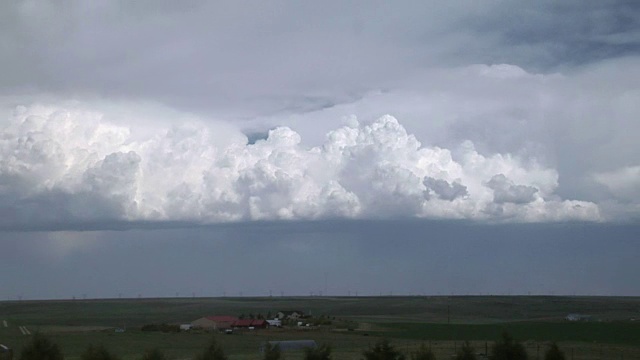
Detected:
left=1, top=1, right=639, bottom=297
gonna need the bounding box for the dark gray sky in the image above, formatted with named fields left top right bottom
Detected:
left=1, top=1, right=639, bottom=298
left=2, top=221, right=639, bottom=300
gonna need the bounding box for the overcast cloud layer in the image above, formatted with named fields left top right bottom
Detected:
left=1, top=1, right=639, bottom=231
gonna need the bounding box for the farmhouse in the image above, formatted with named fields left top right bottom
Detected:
left=191, top=315, right=238, bottom=330
left=276, top=310, right=305, bottom=320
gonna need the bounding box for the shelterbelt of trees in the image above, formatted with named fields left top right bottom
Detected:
left=17, top=332, right=567, bottom=360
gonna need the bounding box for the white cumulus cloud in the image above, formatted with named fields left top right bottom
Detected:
left=0, top=102, right=601, bottom=230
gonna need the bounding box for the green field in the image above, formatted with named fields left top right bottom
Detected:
left=1, top=296, right=640, bottom=360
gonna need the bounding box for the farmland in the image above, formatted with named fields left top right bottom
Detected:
left=1, top=296, right=640, bottom=359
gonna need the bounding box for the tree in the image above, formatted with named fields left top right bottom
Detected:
left=489, top=332, right=527, bottom=360
left=140, top=349, right=167, bottom=360
left=80, top=345, right=119, bottom=360
left=262, top=343, right=281, bottom=360
left=455, top=342, right=476, bottom=360
left=19, top=333, right=64, bottom=360
left=304, top=344, right=332, bottom=360
left=410, top=344, right=435, bottom=360
left=544, top=343, right=565, bottom=360
left=362, top=339, right=406, bottom=360
left=194, top=337, right=227, bottom=360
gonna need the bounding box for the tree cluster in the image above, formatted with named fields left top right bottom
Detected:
left=17, top=331, right=568, bottom=360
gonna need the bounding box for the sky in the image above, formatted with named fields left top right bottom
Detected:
left=1, top=1, right=639, bottom=299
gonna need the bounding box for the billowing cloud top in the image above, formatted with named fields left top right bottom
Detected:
left=2, top=1, right=638, bottom=230
left=0, top=103, right=600, bottom=230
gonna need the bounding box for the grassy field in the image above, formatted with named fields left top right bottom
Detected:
left=1, top=296, right=640, bottom=360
